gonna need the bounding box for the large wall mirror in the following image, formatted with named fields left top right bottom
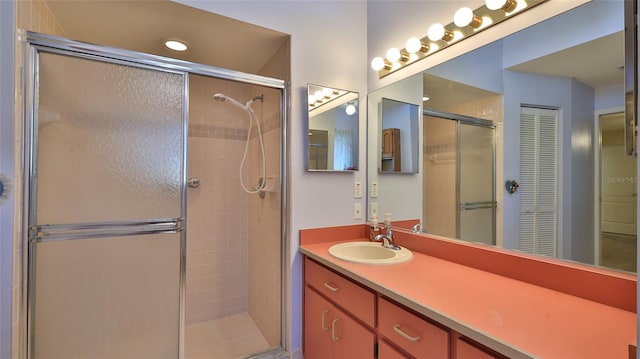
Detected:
left=307, top=84, right=359, bottom=171
left=367, top=1, right=637, bottom=273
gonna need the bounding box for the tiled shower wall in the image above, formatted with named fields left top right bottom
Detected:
left=186, top=75, right=252, bottom=324
left=186, top=64, right=284, bottom=341
left=248, top=40, right=288, bottom=347
left=14, top=2, right=66, bottom=358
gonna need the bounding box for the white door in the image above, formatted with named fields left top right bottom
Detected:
left=602, top=144, right=637, bottom=235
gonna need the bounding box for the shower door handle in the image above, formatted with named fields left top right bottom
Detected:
left=458, top=201, right=497, bottom=211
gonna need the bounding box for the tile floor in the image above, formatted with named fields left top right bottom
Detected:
left=185, top=313, right=270, bottom=359
left=601, top=232, right=637, bottom=273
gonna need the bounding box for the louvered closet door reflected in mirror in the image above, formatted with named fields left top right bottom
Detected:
left=519, top=106, right=558, bottom=257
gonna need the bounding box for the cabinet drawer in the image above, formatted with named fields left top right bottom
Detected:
left=305, top=258, right=375, bottom=327
left=378, top=297, right=449, bottom=359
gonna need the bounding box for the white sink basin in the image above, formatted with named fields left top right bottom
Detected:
left=328, top=241, right=413, bottom=265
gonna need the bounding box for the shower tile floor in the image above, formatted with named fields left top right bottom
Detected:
left=185, top=313, right=270, bottom=359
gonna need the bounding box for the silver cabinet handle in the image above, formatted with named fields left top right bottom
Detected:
left=321, top=310, right=329, bottom=331
left=331, top=318, right=341, bottom=341
left=393, top=324, right=421, bottom=342
left=323, top=282, right=339, bottom=292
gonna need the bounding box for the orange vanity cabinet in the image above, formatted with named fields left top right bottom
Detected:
left=303, top=257, right=507, bottom=359
left=303, top=258, right=376, bottom=359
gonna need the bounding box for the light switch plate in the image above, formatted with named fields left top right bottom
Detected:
left=353, top=203, right=362, bottom=220
left=370, top=181, right=378, bottom=197
left=354, top=181, right=362, bottom=198
left=370, top=202, right=378, bottom=218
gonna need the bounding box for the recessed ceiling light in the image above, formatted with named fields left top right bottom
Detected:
left=165, top=40, right=188, bottom=52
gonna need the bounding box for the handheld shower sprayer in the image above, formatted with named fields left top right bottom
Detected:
left=213, top=93, right=264, bottom=109
left=213, top=93, right=246, bottom=110
left=212, top=93, right=267, bottom=195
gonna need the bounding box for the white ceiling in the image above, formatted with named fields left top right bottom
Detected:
left=508, top=31, right=624, bottom=89
left=46, top=0, right=289, bottom=74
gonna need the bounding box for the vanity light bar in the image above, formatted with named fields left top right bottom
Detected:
left=372, top=0, right=548, bottom=78
left=308, top=86, right=348, bottom=109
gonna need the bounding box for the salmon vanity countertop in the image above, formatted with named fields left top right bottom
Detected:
left=299, top=225, right=637, bottom=359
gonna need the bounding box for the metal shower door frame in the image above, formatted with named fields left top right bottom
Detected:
left=424, top=109, right=497, bottom=245
left=23, top=34, right=189, bottom=359
left=21, top=31, right=289, bottom=359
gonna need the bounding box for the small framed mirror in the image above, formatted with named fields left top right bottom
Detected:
left=379, top=97, right=420, bottom=173
left=307, top=84, right=359, bottom=171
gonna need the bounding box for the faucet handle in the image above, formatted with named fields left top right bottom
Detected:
left=412, top=223, right=424, bottom=234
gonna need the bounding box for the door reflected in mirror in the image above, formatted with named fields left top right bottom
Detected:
left=307, top=84, right=359, bottom=171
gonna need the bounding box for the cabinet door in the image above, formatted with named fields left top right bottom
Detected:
left=304, top=286, right=375, bottom=359
left=382, top=128, right=394, bottom=158
left=455, top=337, right=503, bottom=359
left=378, top=340, right=410, bottom=359
left=304, top=287, right=332, bottom=359
left=331, top=307, right=375, bottom=359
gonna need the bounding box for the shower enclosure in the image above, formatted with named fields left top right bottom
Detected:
left=22, top=32, right=286, bottom=359
left=423, top=110, right=496, bottom=245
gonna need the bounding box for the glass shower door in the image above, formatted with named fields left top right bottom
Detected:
left=27, top=44, right=186, bottom=359
left=458, top=122, right=496, bottom=245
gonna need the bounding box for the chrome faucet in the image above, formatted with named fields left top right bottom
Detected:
left=372, top=225, right=401, bottom=250
left=412, top=223, right=424, bottom=234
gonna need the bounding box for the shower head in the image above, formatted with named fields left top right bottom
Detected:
left=212, top=93, right=246, bottom=110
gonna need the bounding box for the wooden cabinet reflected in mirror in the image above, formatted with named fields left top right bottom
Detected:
left=381, top=128, right=401, bottom=172
left=379, top=98, right=419, bottom=174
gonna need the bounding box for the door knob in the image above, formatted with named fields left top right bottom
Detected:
left=0, top=173, right=11, bottom=205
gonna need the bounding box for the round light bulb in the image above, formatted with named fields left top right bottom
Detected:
left=308, top=94, right=316, bottom=104
left=386, top=48, right=401, bottom=63
left=427, top=23, right=446, bottom=42
left=486, top=0, right=508, bottom=10
left=345, top=104, right=356, bottom=116
left=322, top=88, right=333, bottom=98
left=314, top=90, right=323, bottom=101
left=371, top=56, right=386, bottom=71
left=165, top=40, right=188, bottom=51
left=405, top=37, right=422, bottom=54
left=454, top=7, right=474, bottom=27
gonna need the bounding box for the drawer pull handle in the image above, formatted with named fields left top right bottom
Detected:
left=331, top=318, right=341, bottom=341
left=393, top=324, right=421, bottom=342
left=323, top=282, right=339, bottom=292
left=321, top=310, right=329, bottom=331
